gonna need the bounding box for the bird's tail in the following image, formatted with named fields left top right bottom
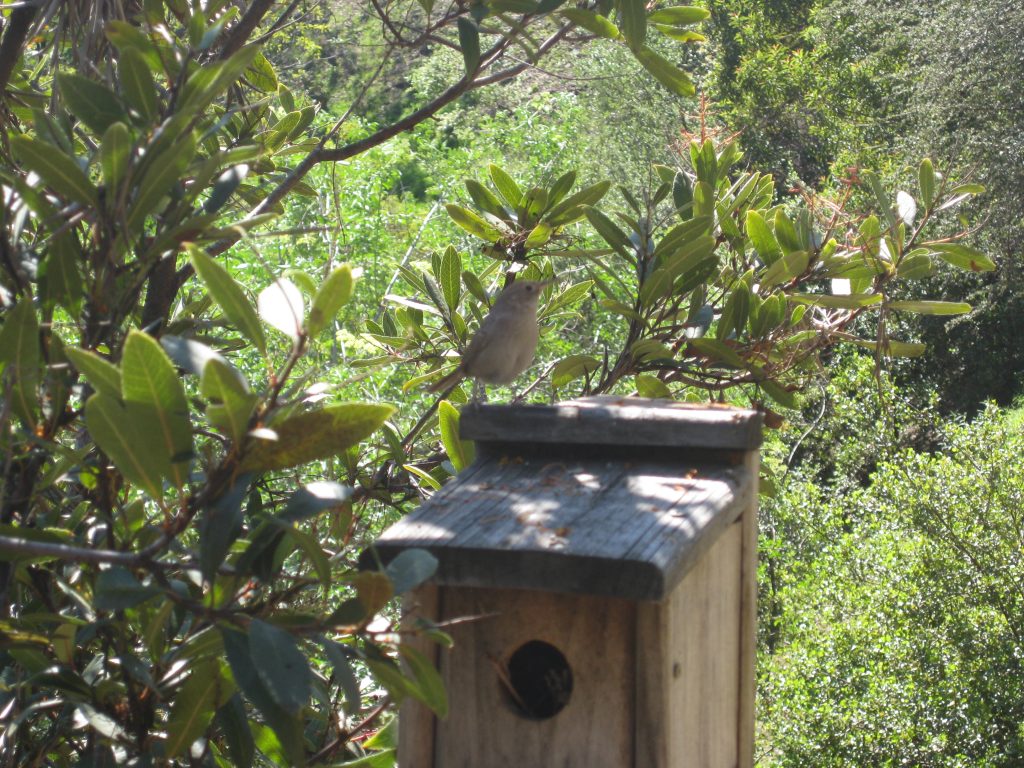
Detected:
left=426, top=366, right=464, bottom=394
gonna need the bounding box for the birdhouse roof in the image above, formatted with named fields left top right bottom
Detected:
left=368, top=398, right=761, bottom=601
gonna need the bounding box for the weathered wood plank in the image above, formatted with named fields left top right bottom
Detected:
left=368, top=455, right=752, bottom=601
left=460, top=397, right=763, bottom=451
left=635, top=523, right=742, bottom=767
left=737, top=450, right=760, bottom=767
left=397, top=585, right=439, bottom=765
left=435, top=586, right=636, bottom=768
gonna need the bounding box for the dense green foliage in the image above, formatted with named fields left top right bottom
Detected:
left=760, top=360, right=1024, bottom=766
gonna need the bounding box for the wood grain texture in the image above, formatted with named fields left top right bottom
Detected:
left=737, top=450, right=760, bottom=768
left=398, top=585, right=439, bottom=766
left=460, top=397, right=763, bottom=451
left=434, top=586, right=636, bottom=768
left=370, top=455, right=752, bottom=601
left=635, top=523, right=742, bottom=767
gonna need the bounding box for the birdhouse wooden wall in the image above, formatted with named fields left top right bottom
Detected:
left=368, top=397, right=762, bottom=768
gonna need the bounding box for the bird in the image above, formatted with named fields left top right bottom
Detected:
left=428, top=279, right=552, bottom=399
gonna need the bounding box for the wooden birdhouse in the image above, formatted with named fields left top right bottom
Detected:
left=368, top=396, right=762, bottom=768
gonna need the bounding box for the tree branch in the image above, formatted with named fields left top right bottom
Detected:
left=0, top=3, right=39, bottom=95
left=216, top=0, right=276, bottom=59
left=0, top=535, right=163, bottom=568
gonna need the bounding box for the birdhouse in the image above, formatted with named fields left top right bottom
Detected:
left=367, top=396, right=762, bottom=768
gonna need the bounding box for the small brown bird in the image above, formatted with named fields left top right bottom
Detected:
left=429, top=279, right=551, bottom=397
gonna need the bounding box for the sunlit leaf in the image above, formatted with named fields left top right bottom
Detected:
left=446, top=203, right=504, bottom=241
left=888, top=300, right=971, bottom=315
left=308, top=264, right=354, bottom=336
left=633, top=45, right=695, bottom=96
left=189, top=246, right=267, bottom=354
left=438, top=400, right=475, bottom=472
left=240, top=403, right=395, bottom=473
left=121, top=330, right=192, bottom=488
left=560, top=8, right=620, bottom=37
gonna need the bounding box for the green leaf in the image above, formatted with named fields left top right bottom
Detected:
left=216, top=695, right=256, bottom=768
left=690, top=338, right=744, bottom=368
left=438, top=400, right=475, bottom=472
left=10, top=136, right=97, bottom=206
left=647, top=5, right=709, bottom=24
left=672, top=172, right=693, bottom=219
left=246, top=52, right=278, bottom=92
left=94, top=567, right=160, bottom=611
left=462, top=270, right=489, bottom=304
left=119, top=47, right=158, bottom=120
left=86, top=392, right=164, bottom=497
left=100, top=122, right=133, bottom=190
left=519, top=186, right=548, bottom=226
left=222, top=628, right=305, bottom=765
left=929, top=243, right=996, bottom=272
left=127, top=130, right=196, bottom=231
left=759, top=379, right=796, bottom=409
left=307, top=264, right=354, bottom=336
left=633, top=45, right=695, bottom=96
left=635, top=374, right=671, bottom=398
left=773, top=209, right=802, bottom=254
left=56, top=73, right=128, bottom=134
left=551, top=354, right=600, bottom=388
left=560, top=8, right=620, bottom=37
left=790, top=293, right=882, bottom=309
left=0, top=299, right=40, bottom=424
left=204, top=164, right=249, bottom=214
left=319, top=641, right=361, bottom=714
left=240, top=403, right=395, bottom=473
left=421, top=272, right=448, bottom=316
left=584, top=207, right=634, bottom=260
left=548, top=170, right=576, bottom=207
left=189, top=246, right=267, bottom=354
left=386, top=549, right=439, bottom=595
left=888, top=300, right=971, bottom=316
left=921, top=158, right=937, bottom=207
left=465, top=179, right=506, bottom=218
left=183, top=45, right=261, bottom=111
left=166, top=659, right=234, bottom=757
left=286, top=526, right=331, bottom=584
left=399, top=644, right=448, bottom=718
left=249, top=620, right=312, bottom=715
left=541, top=280, right=594, bottom=318
left=199, top=477, right=249, bottom=581
left=760, top=250, right=810, bottom=288
left=65, top=348, right=121, bottom=400
left=488, top=165, right=524, bottom=209
left=717, top=284, right=750, bottom=340
left=121, top=330, right=192, bottom=488
left=653, top=25, right=705, bottom=41
left=524, top=221, right=554, bottom=248
left=546, top=180, right=612, bottom=225
left=446, top=203, right=504, bottom=241
left=618, top=0, right=646, bottom=48
left=437, top=247, right=462, bottom=311
left=457, top=18, right=480, bottom=74
left=745, top=210, right=782, bottom=265
left=39, top=235, right=84, bottom=317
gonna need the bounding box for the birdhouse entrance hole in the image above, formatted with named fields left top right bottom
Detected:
left=504, top=640, right=573, bottom=720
